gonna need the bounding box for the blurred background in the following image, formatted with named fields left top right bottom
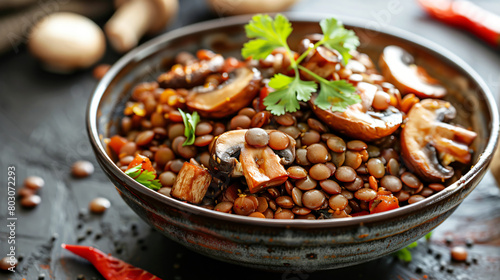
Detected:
left=1, top=0, right=500, bottom=279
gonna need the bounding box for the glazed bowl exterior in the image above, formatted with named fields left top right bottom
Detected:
left=87, top=14, right=499, bottom=271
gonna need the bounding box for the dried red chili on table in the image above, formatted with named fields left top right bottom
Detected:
left=418, top=0, right=500, bottom=47
left=62, top=244, right=162, bottom=280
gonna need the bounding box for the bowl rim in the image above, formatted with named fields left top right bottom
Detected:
left=87, top=13, right=499, bottom=229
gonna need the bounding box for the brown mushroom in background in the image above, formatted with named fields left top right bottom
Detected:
left=210, top=129, right=295, bottom=193
left=186, top=67, right=262, bottom=118
left=379, top=45, right=446, bottom=99
left=105, top=0, right=179, bottom=53
left=158, top=52, right=225, bottom=89
left=0, top=0, right=112, bottom=56
left=310, top=82, right=403, bottom=142
left=401, top=99, right=477, bottom=182
left=28, top=12, right=106, bottom=73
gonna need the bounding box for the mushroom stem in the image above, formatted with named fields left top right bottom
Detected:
left=105, top=0, right=154, bottom=53
left=105, top=0, right=178, bottom=53
left=239, top=145, right=288, bottom=194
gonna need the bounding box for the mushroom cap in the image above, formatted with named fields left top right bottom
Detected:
left=310, top=82, right=403, bottom=142
left=401, top=99, right=476, bottom=182
left=28, top=12, right=105, bottom=73
left=379, top=45, right=446, bottom=99
left=210, top=129, right=296, bottom=176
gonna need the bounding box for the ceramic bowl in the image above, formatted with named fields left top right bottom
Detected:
left=87, top=14, right=499, bottom=271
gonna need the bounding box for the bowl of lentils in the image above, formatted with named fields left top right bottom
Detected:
left=87, top=14, right=499, bottom=271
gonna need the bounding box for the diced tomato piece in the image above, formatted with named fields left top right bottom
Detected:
left=369, top=194, right=399, bottom=214
left=128, top=154, right=156, bottom=174
left=258, top=86, right=273, bottom=111
left=108, top=135, right=128, bottom=155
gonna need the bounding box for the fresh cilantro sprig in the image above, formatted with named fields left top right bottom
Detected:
left=178, top=109, right=200, bottom=146
left=241, top=14, right=361, bottom=116
left=319, top=18, right=360, bottom=65
left=242, top=14, right=294, bottom=63
left=299, top=66, right=360, bottom=112
left=125, top=165, right=162, bottom=190
left=263, top=74, right=317, bottom=115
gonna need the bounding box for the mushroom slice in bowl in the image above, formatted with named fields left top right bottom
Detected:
left=157, top=51, right=225, bottom=89
left=210, top=129, right=295, bottom=193
left=298, top=35, right=342, bottom=80
left=379, top=45, right=446, bottom=99
left=186, top=67, right=262, bottom=118
left=310, top=82, right=403, bottom=142
left=401, top=99, right=477, bottom=181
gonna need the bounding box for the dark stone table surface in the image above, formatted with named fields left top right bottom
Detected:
left=1, top=0, right=500, bottom=279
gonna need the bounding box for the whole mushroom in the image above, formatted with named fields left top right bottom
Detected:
left=28, top=12, right=106, bottom=73
left=105, top=0, right=179, bottom=53
left=401, top=99, right=477, bottom=181
left=379, top=45, right=447, bottom=99
left=210, top=129, right=295, bottom=193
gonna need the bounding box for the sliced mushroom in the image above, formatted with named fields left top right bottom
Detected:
left=379, top=45, right=446, bottom=99
left=209, top=129, right=295, bottom=193
left=239, top=145, right=288, bottom=193
left=299, top=36, right=342, bottom=80
left=401, top=99, right=477, bottom=181
left=310, top=82, right=403, bottom=142
left=157, top=53, right=224, bottom=89
left=186, top=67, right=262, bottom=118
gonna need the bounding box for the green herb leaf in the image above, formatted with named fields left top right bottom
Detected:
left=125, top=165, right=162, bottom=190
left=395, top=247, right=413, bottom=262
left=178, top=109, right=200, bottom=146
left=242, top=14, right=292, bottom=60
left=242, top=14, right=361, bottom=116
left=264, top=74, right=317, bottom=115
left=320, top=18, right=360, bottom=65
left=407, top=241, right=418, bottom=249
left=314, top=79, right=360, bottom=112
left=394, top=241, right=418, bottom=262
left=425, top=231, right=433, bottom=241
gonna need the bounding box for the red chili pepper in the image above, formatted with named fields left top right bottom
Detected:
left=62, top=244, right=162, bottom=280
left=418, top=0, right=500, bottom=47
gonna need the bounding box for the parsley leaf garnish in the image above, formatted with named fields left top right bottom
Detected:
left=242, top=14, right=293, bottom=60
left=178, top=109, right=200, bottom=146
left=299, top=66, right=359, bottom=112
left=315, top=80, right=360, bottom=112
left=263, top=74, right=317, bottom=115
left=125, top=165, right=162, bottom=190
left=319, top=18, right=360, bottom=65
left=242, top=14, right=361, bottom=115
